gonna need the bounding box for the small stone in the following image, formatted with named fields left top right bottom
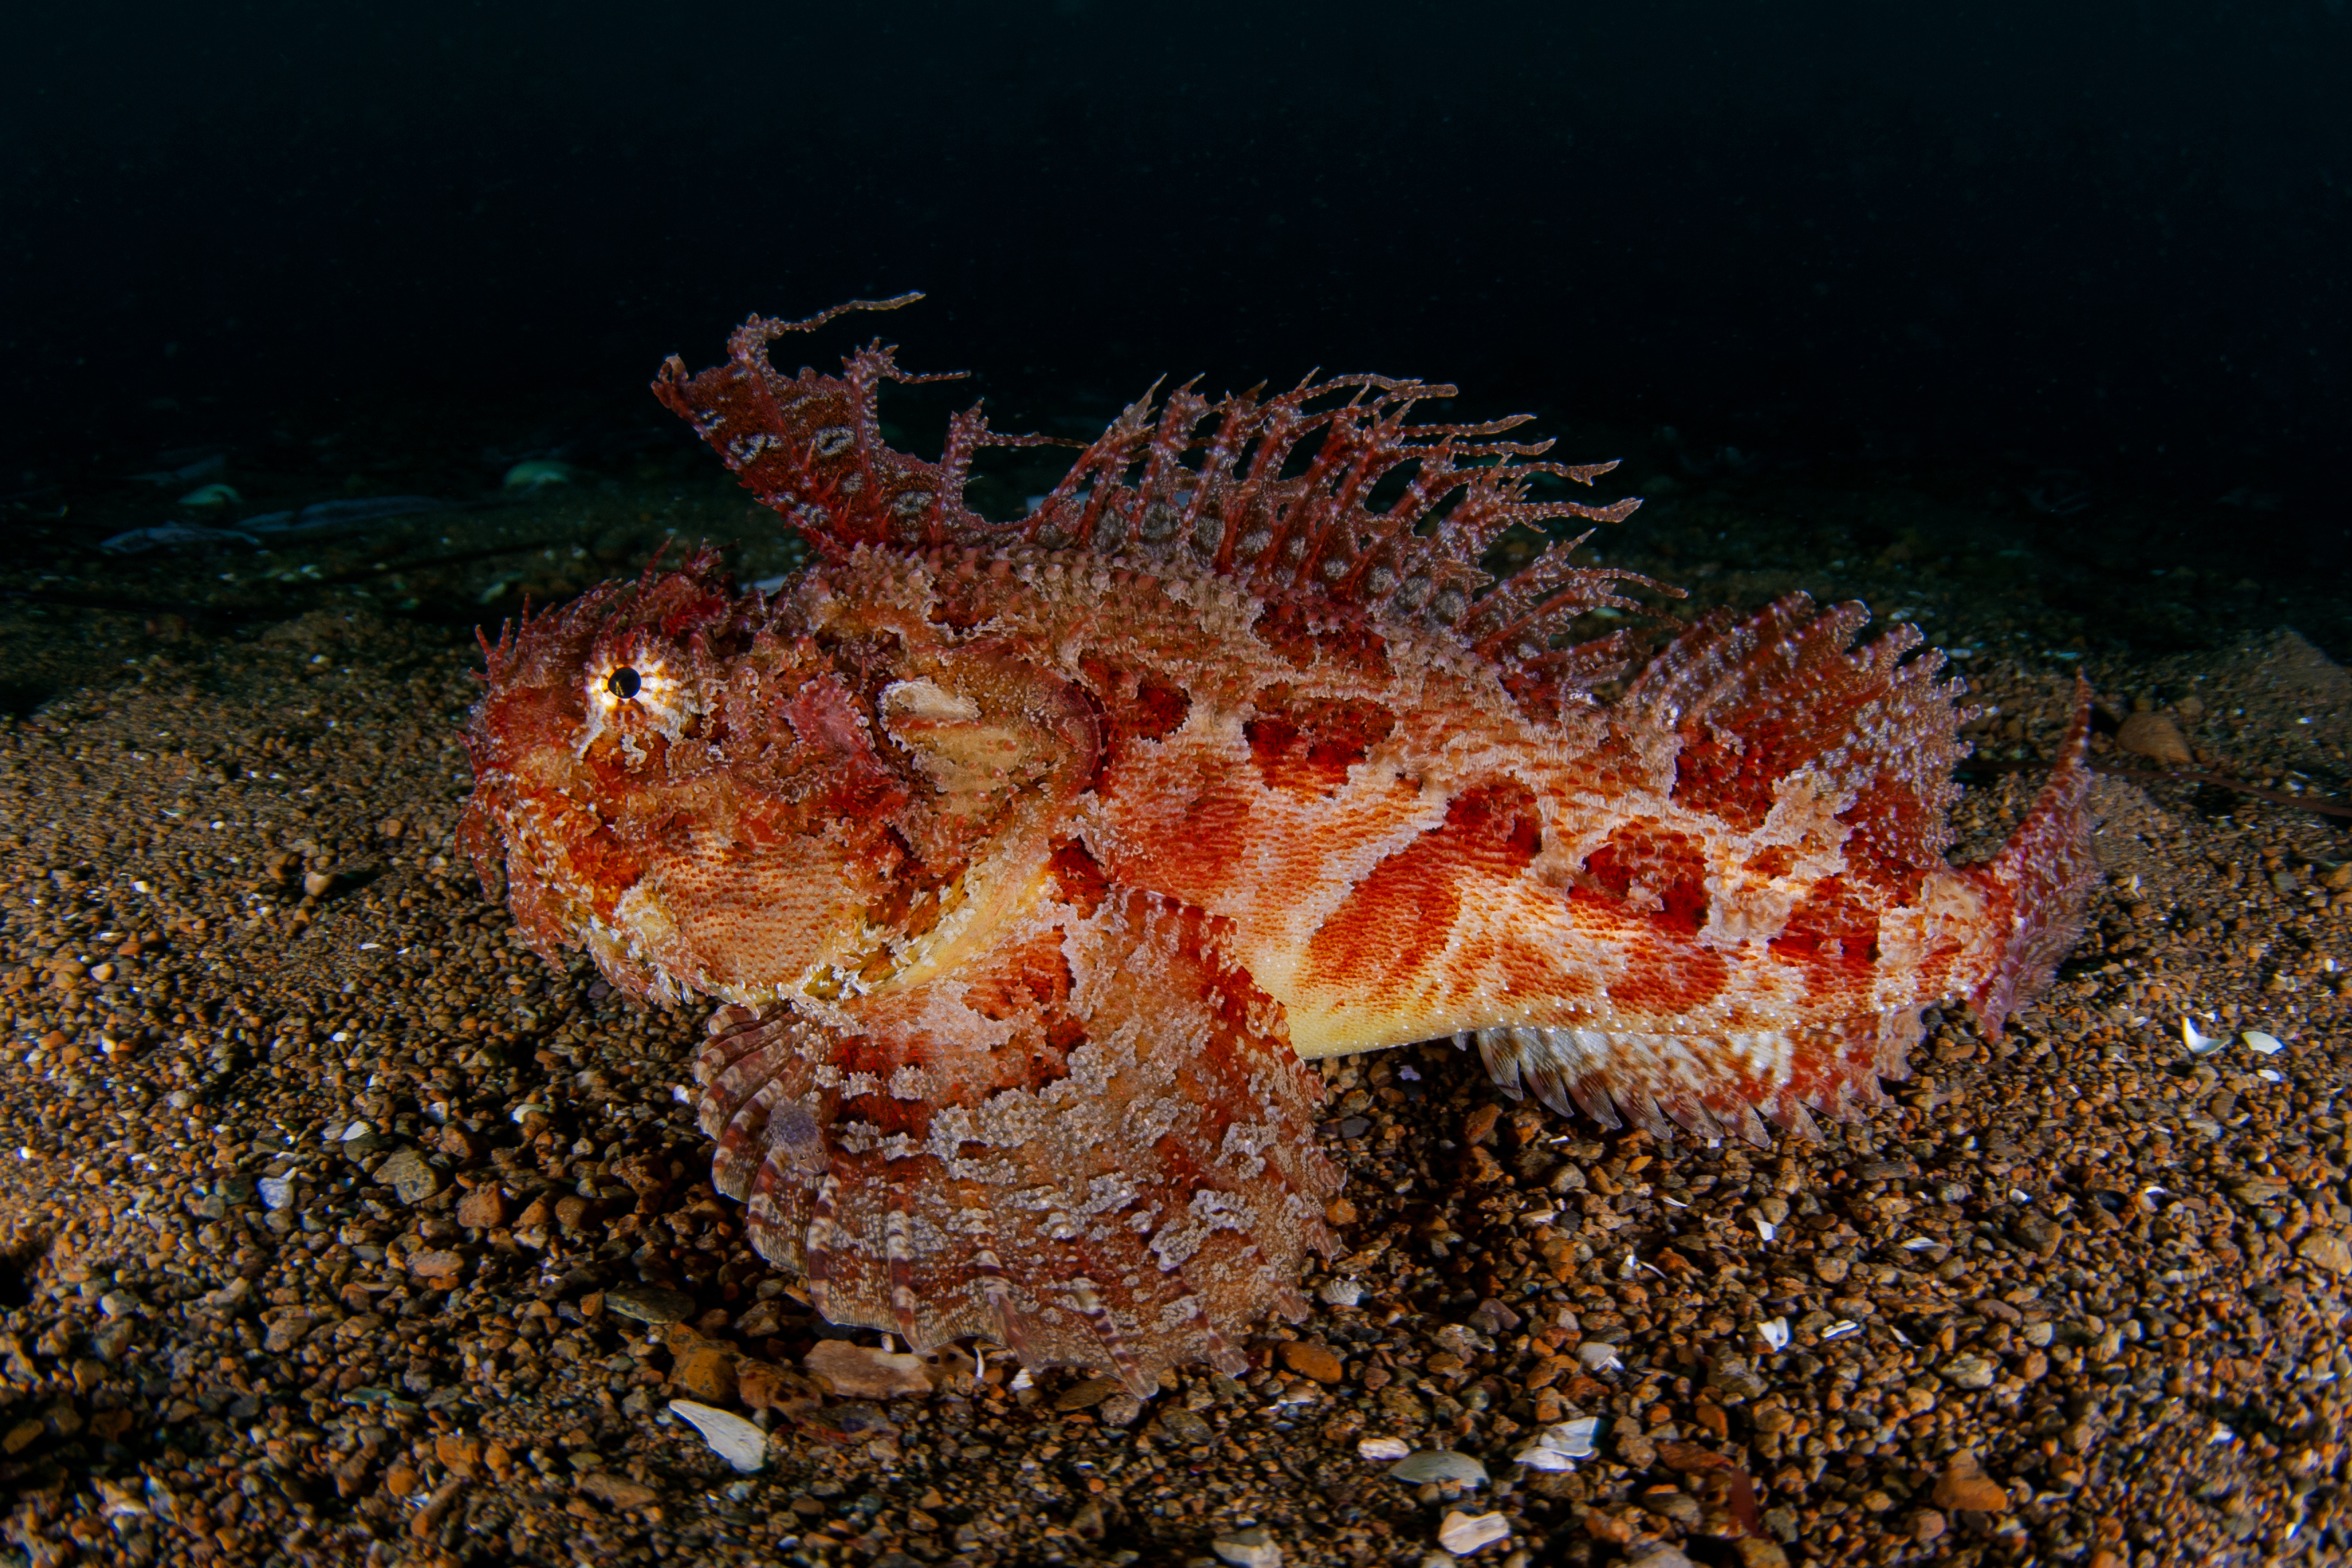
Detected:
left=803, top=1339, right=933, bottom=1399
left=1941, top=1353, right=1999, bottom=1390
left=1466, top=1298, right=1522, bottom=1336
left=455, top=1187, right=506, bottom=1230
left=1359, top=1436, right=1413, bottom=1461
left=1157, top=1408, right=1214, bottom=1445
left=1212, top=1525, right=1283, bottom=1568
left=2116, top=711, right=2193, bottom=766
left=1627, top=1547, right=1696, bottom=1568
left=374, top=1148, right=443, bottom=1205
left=1909, top=1508, right=1948, bottom=1543
left=2, top=1420, right=40, bottom=1455
left=2013, top=1211, right=2064, bottom=1258
left=1054, top=1377, right=1123, bottom=1412
left=2298, top=1231, right=2352, bottom=1276
left=407, top=1249, right=465, bottom=1285
left=669, top=1399, right=766, bottom=1473
left=736, top=1359, right=793, bottom=1412
left=435, top=1434, right=482, bottom=1477
left=1279, top=1341, right=1345, bottom=1384
left=554, top=1195, right=593, bottom=1231
left=1437, top=1510, right=1511, bottom=1556
left=578, top=1476, right=663, bottom=1514
left=1391, top=1449, right=1488, bottom=1486
left=1098, top=1392, right=1144, bottom=1428
left=1931, top=1453, right=2012, bottom=1513
left=263, top=1312, right=320, bottom=1353
left=1614, top=1429, right=1658, bottom=1471
left=202, top=1277, right=252, bottom=1313
left=603, top=1283, right=696, bottom=1325
left=302, top=868, right=335, bottom=899
left=383, top=1461, right=419, bottom=1498
left=1734, top=1542, right=1792, bottom=1568
left=257, top=1175, right=296, bottom=1211
left=1581, top=1507, right=1638, bottom=1544
left=669, top=1338, right=738, bottom=1404
left=1813, top=1255, right=1850, bottom=1284
left=580, top=1471, right=660, bottom=1511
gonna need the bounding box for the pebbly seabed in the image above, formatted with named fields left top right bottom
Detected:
left=0, top=419, right=2347, bottom=1567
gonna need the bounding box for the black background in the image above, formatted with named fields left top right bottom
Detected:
left=6, top=1, right=2348, bottom=524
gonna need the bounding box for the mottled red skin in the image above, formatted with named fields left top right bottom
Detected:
left=459, top=300, right=2098, bottom=1389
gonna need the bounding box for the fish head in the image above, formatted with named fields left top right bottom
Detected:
left=460, top=547, right=1100, bottom=1006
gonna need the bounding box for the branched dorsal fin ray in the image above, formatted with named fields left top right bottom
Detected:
left=654, top=298, right=1667, bottom=715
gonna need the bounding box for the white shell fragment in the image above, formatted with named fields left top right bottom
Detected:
left=1437, top=1510, right=1512, bottom=1555
left=1576, top=1341, right=1623, bottom=1372
left=2243, top=1030, right=2285, bottom=1055
left=1514, top=1416, right=1603, bottom=1470
left=1757, top=1317, right=1791, bottom=1351
left=1358, top=1436, right=1412, bottom=1461
left=2182, top=1017, right=2225, bottom=1056
left=1320, top=1278, right=1364, bottom=1307
left=1822, top=1320, right=1861, bottom=1341
left=669, top=1399, right=767, bottom=1472
left=1754, top=1217, right=1777, bottom=1243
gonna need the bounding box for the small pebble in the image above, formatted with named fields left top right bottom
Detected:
left=1391, top=1450, right=1488, bottom=1486
left=372, top=1147, right=442, bottom=1205
left=603, top=1283, right=697, bottom=1325
left=1212, top=1526, right=1283, bottom=1568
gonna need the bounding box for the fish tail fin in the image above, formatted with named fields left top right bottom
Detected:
left=1962, top=675, right=2099, bottom=1036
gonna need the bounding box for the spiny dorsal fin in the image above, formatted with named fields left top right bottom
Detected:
left=653, top=298, right=1666, bottom=710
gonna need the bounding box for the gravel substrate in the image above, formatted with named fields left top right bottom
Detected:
left=0, top=436, right=2346, bottom=1567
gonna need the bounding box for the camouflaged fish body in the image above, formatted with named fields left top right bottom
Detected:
left=460, top=299, right=2096, bottom=1392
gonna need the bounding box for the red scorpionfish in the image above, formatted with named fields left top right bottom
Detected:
left=461, top=297, right=2096, bottom=1394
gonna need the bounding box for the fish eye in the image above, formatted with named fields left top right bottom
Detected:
left=606, top=667, right=642, bottom=700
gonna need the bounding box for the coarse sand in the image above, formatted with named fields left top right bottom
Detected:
left=0, top=428, right=2347, bottom=1567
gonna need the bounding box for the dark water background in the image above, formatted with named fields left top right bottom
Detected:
left=4, top=1, right=2348, bottom=577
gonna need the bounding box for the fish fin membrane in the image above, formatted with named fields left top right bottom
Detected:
left=1963, top=675, right=2099, bottom=1036
left=692, top=890, right=1339, bottom=1395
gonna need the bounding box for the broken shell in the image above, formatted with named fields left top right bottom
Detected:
left=1437, top=1510, right=1513, bottom=1555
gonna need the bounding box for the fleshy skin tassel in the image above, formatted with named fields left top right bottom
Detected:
left=459, top=297, right=2097, bottom=1392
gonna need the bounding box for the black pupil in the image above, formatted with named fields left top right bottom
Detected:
left=607, top=667, right=641, bottom=700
